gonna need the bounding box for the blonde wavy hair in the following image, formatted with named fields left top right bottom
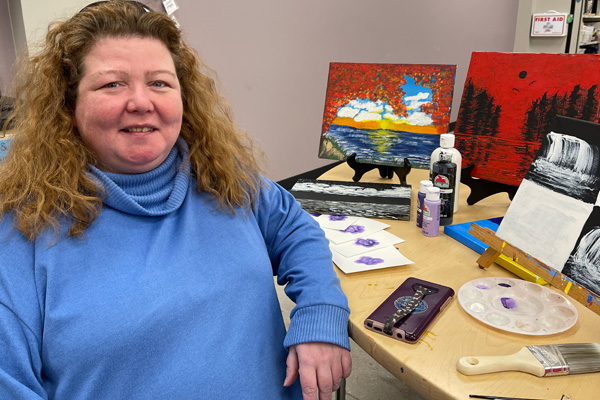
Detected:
left=0, top=0, right=263, bottom=241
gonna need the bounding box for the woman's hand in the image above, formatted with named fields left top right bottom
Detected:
left=283, top=342, right=352, bottom=400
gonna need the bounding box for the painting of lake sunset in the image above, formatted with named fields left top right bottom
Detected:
left=318, top=62, right=456, bottom=169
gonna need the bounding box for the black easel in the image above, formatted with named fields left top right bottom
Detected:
left=460, top=164, right=517, bottom=205
left=346, top=154, right=412, bottom=187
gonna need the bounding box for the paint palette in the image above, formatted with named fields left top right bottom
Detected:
left=457, top=277, right=578, bottom=335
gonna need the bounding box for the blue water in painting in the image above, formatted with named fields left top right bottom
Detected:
left=326, top=124, right=439, bottom=168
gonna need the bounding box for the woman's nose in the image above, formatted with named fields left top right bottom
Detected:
left=126, top=86, right=154, bottom=113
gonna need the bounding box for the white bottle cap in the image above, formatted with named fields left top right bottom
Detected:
left=426, top=186, right=440, bottom=201
left=419, top=180, right=433, bottom=192
left=440, top=133, right=455, bottom=148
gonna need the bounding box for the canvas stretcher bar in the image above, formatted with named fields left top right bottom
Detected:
left=468, top=224, right=600, bottom=316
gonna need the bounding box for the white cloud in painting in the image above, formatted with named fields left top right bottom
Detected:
left=337, top=106, right=360, bottom=118
left=336, top=97, right=432, bottom=125
left=399, top=111, right=432, bottom=126
left=405, top=92, right=431, bottom=110
left=355, top=110, right=382, bottom=121
left=337, top=99, right=396, bottom=122
left=383, top=112, right=400, bottom=121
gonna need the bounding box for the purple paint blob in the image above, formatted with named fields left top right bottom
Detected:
left=309, top=212, right=321, bottom=217
left=341, top=225, right=365, bottom=234
left=355, top=238, right=379, bottom=247
left=476, top=285, right=490, bottom=290
left=355, top=256, right=384, bottom=265
left=328, top=215, right=347, bottom=221
left=501, top=297, right=518, bottom=310
left=498, top=283, right=512, bottom=288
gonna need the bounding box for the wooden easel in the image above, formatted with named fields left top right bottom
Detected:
left=468, top=224, right=600, bottom=316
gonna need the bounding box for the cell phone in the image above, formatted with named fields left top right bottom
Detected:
left=364, top=277, right=454, bottom=343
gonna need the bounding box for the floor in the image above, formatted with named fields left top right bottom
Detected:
left=276, top=280, right=426, bottom=400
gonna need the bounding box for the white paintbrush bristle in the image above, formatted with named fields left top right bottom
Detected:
left=555, top=343, right=600, bottom=375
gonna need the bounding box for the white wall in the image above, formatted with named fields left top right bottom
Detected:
left=12, top=0, right=90, bottom=53
left=4, top=0, right=520, bottom=181
left=0, top=0, right=17, bottom=93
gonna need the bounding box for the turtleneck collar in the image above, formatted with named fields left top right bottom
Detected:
left=89, top=140, right=191, bottom=216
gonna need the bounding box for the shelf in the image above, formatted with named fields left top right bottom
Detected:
left=580, top=41, right=599, bottom=46
left=583, top=14, right=600, bottom=21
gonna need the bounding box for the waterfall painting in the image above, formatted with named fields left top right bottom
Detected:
left=496, top=116, right=600, bottom=297
left=455, top=52, right=600, bottom=187
left=318, top=62, right=456, bottom=169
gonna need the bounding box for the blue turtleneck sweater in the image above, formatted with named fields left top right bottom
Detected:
left=0, top=142, right=350, bottom=399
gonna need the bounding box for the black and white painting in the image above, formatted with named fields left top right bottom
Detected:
left=496, top=116, right=600, bottom=296
left=289, top=179, right=411, bottom=220
left=562, top=207, right=600, bottom=296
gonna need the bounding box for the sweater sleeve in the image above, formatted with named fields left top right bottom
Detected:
left=253, top=179, right=350, bottom=351
left=0, top=218, right=47, bottom=400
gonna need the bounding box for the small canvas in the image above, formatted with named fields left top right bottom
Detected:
left=321, top=217, right=390, bottom=245
left=290, top=179, right=412, bottom=220
left=329, top=229, right=404, bottom=258
left=312, top=214, right=359, bottom=230
left=318, top=62, right=456, bottom=169
left=331, top=246, right=414, bottom=274
left=455, top=52, right=600, bottom=187
left=496, top=116, right=600, bottom=296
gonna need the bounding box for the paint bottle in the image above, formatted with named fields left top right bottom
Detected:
left=422, top=187, right=441, bottom=237
left=416, top=180, right=433, bottom=228
left=431, top=149, right=457, bottom=226
left=429, top=133, right=462, bottom=213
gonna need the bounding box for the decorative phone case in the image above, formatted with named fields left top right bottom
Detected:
left=364, top=277, right=454, bottom=343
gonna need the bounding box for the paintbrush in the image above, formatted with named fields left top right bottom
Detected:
left=457, top=343, right=600, bottom=377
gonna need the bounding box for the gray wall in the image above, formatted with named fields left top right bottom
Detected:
left=2, top=0, right=520, bottom=181
left=176, top=0, right=520, bottom=180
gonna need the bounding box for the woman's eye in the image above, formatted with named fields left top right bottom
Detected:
left=151, top=81, right=167, bottom=88
left=103, top=82, right=120, bottom=89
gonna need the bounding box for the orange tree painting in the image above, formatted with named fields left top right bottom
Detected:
left=455, top=52, right=600, bottom=187
left=318, top=62, right=456, bottom=169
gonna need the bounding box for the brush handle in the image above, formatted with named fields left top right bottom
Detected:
left=457, top=347, right=545, bottom=377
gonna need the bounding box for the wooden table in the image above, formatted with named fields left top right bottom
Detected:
left=320, top=163, right=600, bottom=400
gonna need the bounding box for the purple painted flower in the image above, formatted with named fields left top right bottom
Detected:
left=328, top=215, right=348, bottom=221
left=309, top=212, right=321, bottom=217
left=355, top=238, right=379, bottom=247
left=341, top=225, right=365, bottom=234
left=355, top=256, right=384, bottom=265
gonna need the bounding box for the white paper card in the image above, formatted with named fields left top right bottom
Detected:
left=323, top=218, right=390, bottom=244
left=162, top=0, right=179, bottom=15
left=329, top=229, right=404, bottom=258
left=314, top=214, right=359, bottom=230
left=332, top=246, right=413, bottom=274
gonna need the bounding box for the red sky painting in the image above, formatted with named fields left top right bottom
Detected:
left=455, top=52, right=600, bottom=187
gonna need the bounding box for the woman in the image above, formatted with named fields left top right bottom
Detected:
left=0, top=1, right=351, bottom=399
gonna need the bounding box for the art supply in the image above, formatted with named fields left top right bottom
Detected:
left=422, top=187, right=441, bottom=237
left=457, top=343, right=600, bottom=377
left=431, top=149, right=457, bottom=225
left=416, top=180, right=433, bottom=228
left=430, top=133, right=462, bottom=213
left=457, top=277, right=578, bottom=335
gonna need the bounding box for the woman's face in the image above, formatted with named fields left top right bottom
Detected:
left=74, top=36, right=183, bottom=174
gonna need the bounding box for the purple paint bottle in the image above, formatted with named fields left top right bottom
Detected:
left=416, top=180, right=433, bottom=228
left=422, top=187, right=441, bottom=237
